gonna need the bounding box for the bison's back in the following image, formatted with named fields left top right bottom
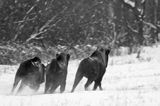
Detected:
left=16, top=60, right=38, bottom=77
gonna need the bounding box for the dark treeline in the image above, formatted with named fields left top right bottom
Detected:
left=0, top=0, right=159, bottom=64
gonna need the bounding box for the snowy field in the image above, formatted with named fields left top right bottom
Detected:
left=0, top=45, right=160, bottom=106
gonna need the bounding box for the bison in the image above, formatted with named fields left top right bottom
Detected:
left=71, top=47, right=110, bottom=92
left=44, top=53, right=70, bottom=93
left=11, top=57, right=46, bottom=94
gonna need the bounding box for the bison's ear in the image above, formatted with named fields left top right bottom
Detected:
left=56, top=53, right=63, bottom=61
left=56, top=53, right=60, bottom=59
left=67, top=54, right=70, bottom=61
left=105, top=49, right=110, bottom=55
left=32, top=56, right=41, bottom=63
left=56, top=54, right=60, bottom=60
left=91, top=50, right=99, bottom=57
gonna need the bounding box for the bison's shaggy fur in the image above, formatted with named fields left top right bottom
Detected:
left=71, top=47, right=110, bottom=92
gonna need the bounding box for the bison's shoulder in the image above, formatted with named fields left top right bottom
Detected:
left=48, top=59, right=60, bottom=73
left=16, top=60, right=38, bottom=77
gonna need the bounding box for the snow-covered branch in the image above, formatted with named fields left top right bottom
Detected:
left=26, top=7, right=68, bottom=42
left=124, top=0, right=135, bottom=7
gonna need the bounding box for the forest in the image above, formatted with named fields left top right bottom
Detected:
left=0, top=0, right=159, bottom=64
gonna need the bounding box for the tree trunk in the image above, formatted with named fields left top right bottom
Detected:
left=138, top=19, right=144, bottom=45
left=154, top=0, right=159, bottom=42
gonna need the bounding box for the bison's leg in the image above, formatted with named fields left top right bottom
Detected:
left=60, top=81, right=66, bottom=93
left=98, top=81, right=103, bottom=90
left=93, top=81, right=98, bottom=90
left=44, top=82, right=51, bottom=94
left=84, top=79, right=93, bottom=90
left=17, top=81, right=25, bottom=93
left=93, top=77, right=103, bottom=90
left=49, top=83, right=59, bottom=93
left=71, top=71, right=83, bottom=92
left=11, top=76, right=21, bottom=93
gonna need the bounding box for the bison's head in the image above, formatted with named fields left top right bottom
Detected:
left=31, top=57, right=46, bottom=84
left=92, top=47, right=110, bottom=67
left=56, top=53, right=70, bottom=70
left=100, top=47, right=110, bottom=67
left=31, top=57, right=41, bottom=68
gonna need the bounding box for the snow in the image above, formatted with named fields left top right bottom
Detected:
left=124, top=0, right=135, bottom=7
left=0, top=45, right=160, bottom=106
left=1, top=91, right=160, bottom=106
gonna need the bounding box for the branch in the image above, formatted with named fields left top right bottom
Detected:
left=26, top=7, right=68, bottom=42
left=121, top=0, right=135, bottom=9
left=124, top=0, right=135, bottom=7
left=39, top=7, right=67, bottom=32
left=13, top=3, right=38, bottom=41
left=143, top=21, right=158, bottom=30
left=26, top=29, right=47, bottom=42
left=120, top=0, right=139, bottom=20
left=126, top=21, right=138, bottom=33
left=13, top=17, right=36, bottom=24
left=127, top=25, right=138, bottom=33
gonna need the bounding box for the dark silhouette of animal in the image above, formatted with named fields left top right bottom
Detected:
left=11, top=57, right=46, bottom=94
left=44, top=53, right=70, bottom=93
left=71, top=47, right=110, bottom=92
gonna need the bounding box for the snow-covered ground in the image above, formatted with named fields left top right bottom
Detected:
left=0, top=45, right=160, bottom=106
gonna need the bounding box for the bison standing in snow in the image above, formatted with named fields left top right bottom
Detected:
left=44, top=53, right=70, bottom=93
left=11, top=57, right=46, bottom=94
left=71, top=47, right=110, bottom=92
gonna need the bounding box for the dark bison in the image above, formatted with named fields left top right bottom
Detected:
left=44, top=53, right=70, bottom=93
left=11, top=57, right=46, bottom=94
left=71, top=47, right=110, bottom=92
